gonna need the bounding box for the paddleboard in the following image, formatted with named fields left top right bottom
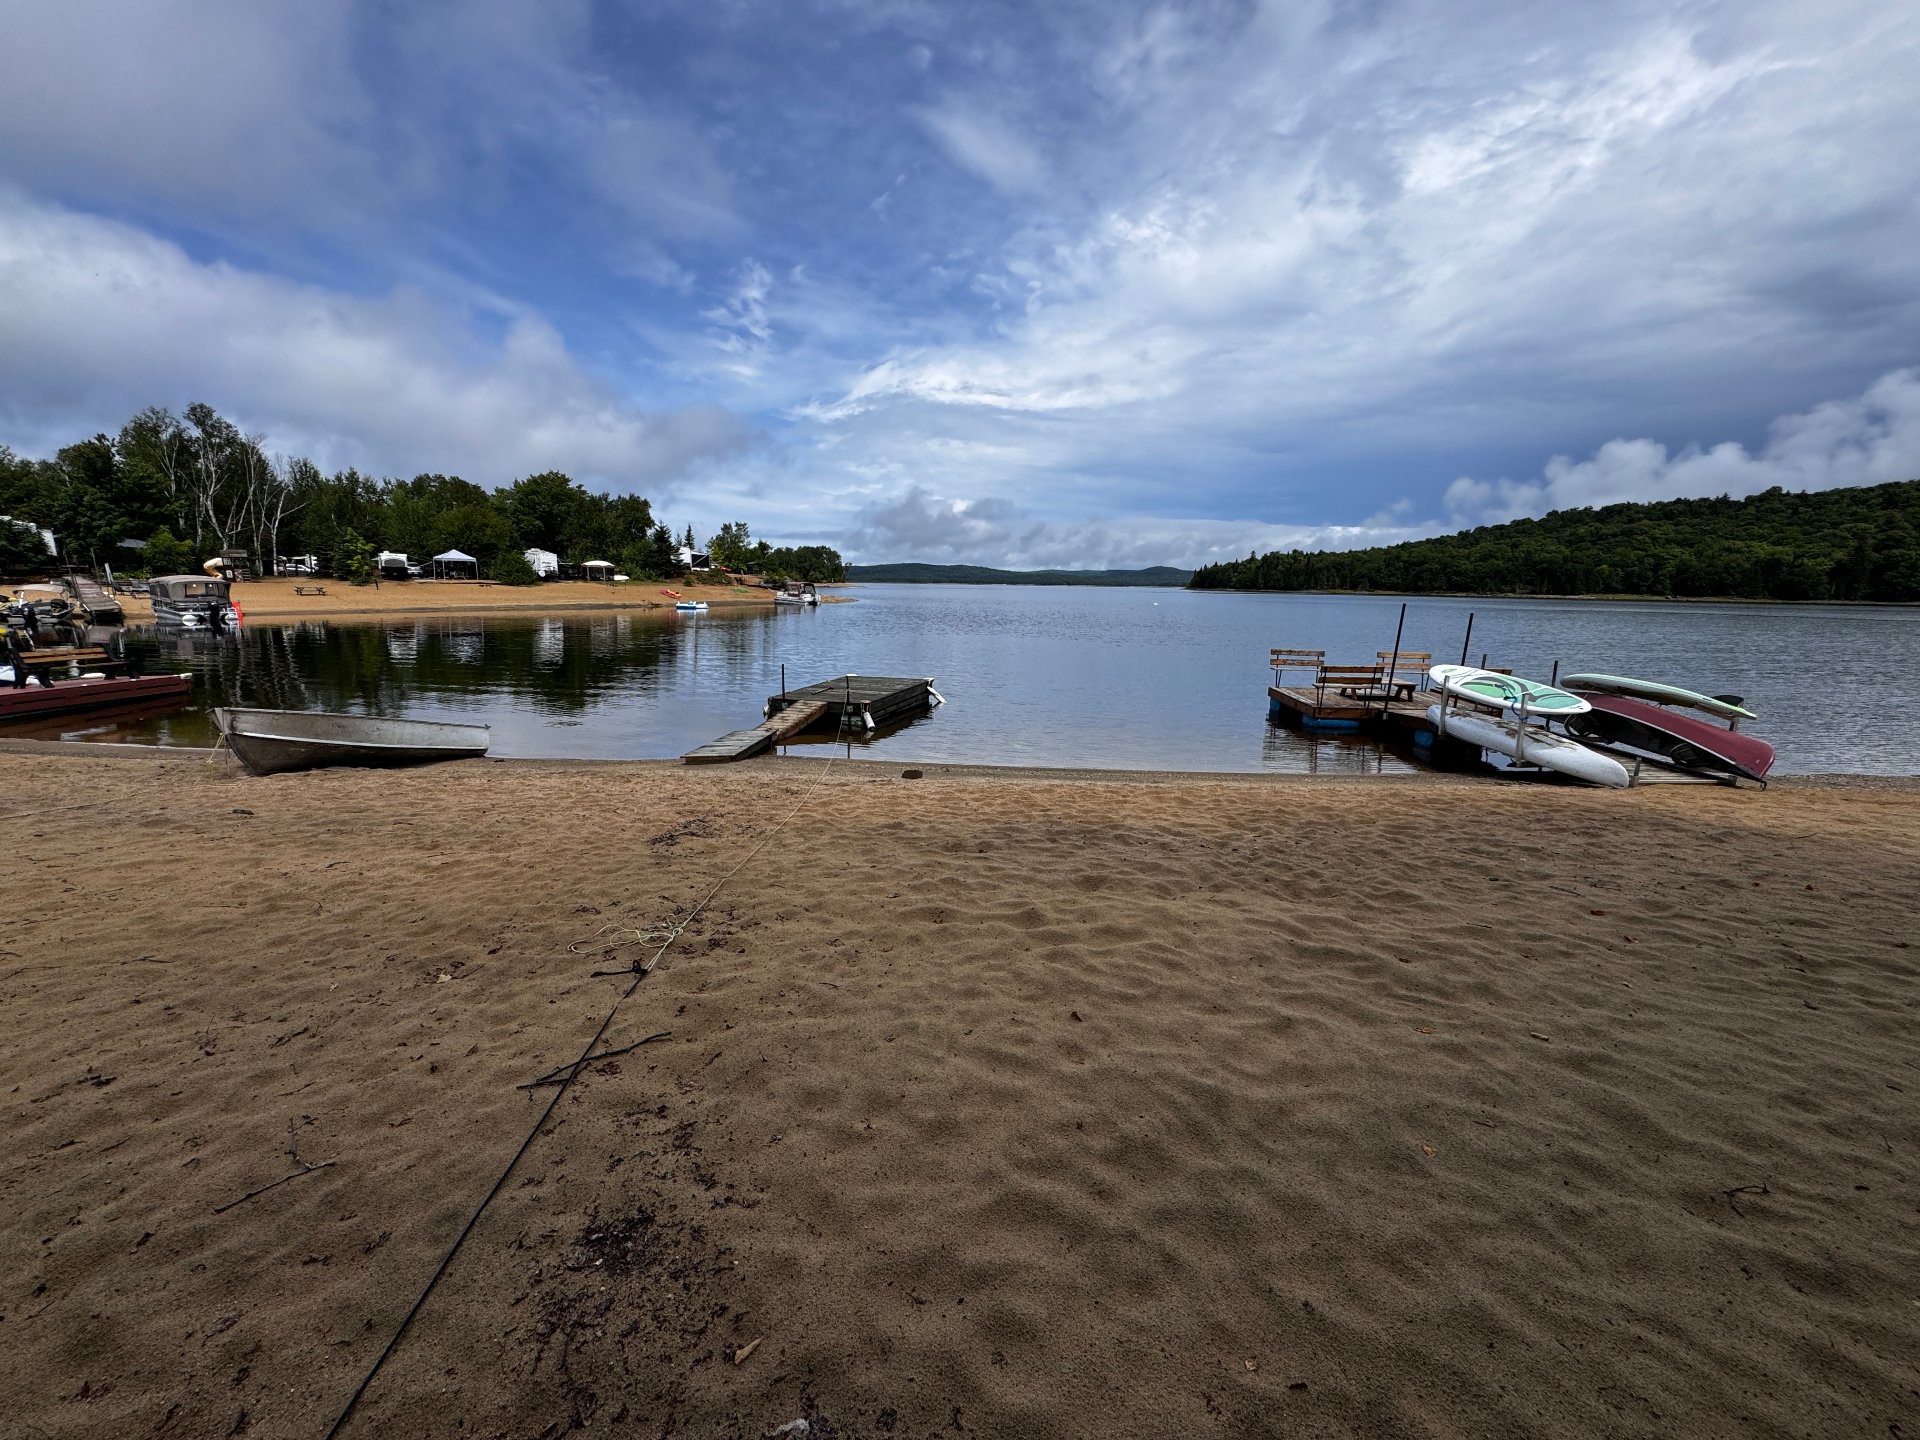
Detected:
left=1426, top=704, right=1631, bottom=788
left=1559, top=673, right=1756, bottom=721
left=1428, top=664, right=1591, bottom=716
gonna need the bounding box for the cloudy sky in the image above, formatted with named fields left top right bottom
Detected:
left=2, top=0, right=1917, bottom=566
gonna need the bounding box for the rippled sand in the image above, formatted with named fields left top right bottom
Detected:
left=3, top=750, right=1915, bottom=1438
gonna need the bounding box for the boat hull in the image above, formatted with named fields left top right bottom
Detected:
left=1564, top=693, right=1775, bottom=782
left=1427, top=704, right=1631, bottom=788
left=0, top=673, right=192, bottom=721
left=216, top=708, right=491, bottom=774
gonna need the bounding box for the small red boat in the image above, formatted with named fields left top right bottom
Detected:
left=1564, top=692, right=1776, bottom=784
left=0, top=673, right=194, bottom=722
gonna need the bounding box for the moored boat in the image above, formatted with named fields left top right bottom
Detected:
left=773, top=580, right=819, bottom=606
left=674, top=600, right=708, bottom=612
left=150, top=575, right=240, bottom=628
left=215, top=708, right=491, bottom=774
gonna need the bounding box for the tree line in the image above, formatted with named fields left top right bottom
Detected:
left=1188, top=482, right=1920, bottom=602
left=0, top=402, right=845, bottom=585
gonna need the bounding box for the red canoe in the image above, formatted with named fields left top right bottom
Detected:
left=1564, top=692, right=1776, bottom=783
left=0, top=673, right=194, bottom=722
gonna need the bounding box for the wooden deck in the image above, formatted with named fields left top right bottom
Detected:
left=680, top=700, right=831, bottom=765
left=767, top=674, right=935, bottom=732
left=684, top=675, right=938, bottom=764
left=64, top=575, right=125, bottom=623
left=1268, top=684, right=1441, bottom=733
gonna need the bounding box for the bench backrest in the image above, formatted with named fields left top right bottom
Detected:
left=1376, top=651, right=1433, bottom=680
left=1270, top=647, right=1325, bottom=675
left=1316, top=664, right=1384, bottom=684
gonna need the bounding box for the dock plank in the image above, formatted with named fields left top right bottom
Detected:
left=759, top=699, right=828, bottom=742
left=681, top=729, right=774, bottom=764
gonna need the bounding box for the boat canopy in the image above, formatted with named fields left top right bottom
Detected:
left=151, top=574, right=231, bottom=600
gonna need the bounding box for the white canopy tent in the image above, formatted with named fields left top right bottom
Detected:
left=582, top=559, right=614, bottom=583
left=432, top=548, right=478, bottom=579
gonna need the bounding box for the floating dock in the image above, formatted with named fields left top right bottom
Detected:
left=1267, top=685, right=1442, bottom=735
left=683, top=675, right=938, bottom=763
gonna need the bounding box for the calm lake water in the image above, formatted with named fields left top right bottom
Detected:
left=45, top=585, right=1920, bottom=774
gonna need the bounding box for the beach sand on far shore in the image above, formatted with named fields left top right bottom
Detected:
left=108, top=577, right=847, bottom=624
left=3, top=752, right=1916, bottom=1438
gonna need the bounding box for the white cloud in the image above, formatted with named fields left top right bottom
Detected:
left=912, top=103, right=1048, bottom=195
left=0, top=192, right=754, bottom=491
left=1441, top=368, right=1920, bottom=525
left=702, top=260, right=776, bottom=379
left=842, top=485, right=1423, bottom=569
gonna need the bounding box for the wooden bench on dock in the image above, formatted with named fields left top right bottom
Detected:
left=1314, top=663, right=1386, bottom=703
left=1370, top=650, right=1433, bottom=701
left=1270, top=648, right=1325, bottom=681
left=11, top=646, right=127, bottom=682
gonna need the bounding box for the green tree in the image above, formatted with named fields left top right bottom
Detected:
left=490, top=548, right=540, bottom=585
left=500, top=471, right=585, bottom=552
left=142, top=526, right=196, bottom=576
left=707, top=521, right=752, bottom=570
left=337, top=528, right=375, bottom=585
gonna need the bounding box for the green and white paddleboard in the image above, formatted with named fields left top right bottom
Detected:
left=1428, top=664, right=1592, bottom=716
left=1559, top=673, right=1756, bottom=721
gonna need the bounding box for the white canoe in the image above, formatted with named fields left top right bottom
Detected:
left=216, top=708, right=490, bottom=774
left=1427, top=704, right=1631, bottom=788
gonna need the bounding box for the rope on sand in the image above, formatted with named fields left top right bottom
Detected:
left=323, top=716, right=848, bottom=1437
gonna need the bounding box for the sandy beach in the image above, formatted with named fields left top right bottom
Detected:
left=107, top=577, right=851, bottom=625
left=3, top=750, right=1916, bottom=1438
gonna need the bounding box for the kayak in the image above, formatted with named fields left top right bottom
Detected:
left=1560, top=672, right=1756, bottom=722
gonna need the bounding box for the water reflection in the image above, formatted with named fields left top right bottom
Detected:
left=46, top=587, right=1920, bottom=774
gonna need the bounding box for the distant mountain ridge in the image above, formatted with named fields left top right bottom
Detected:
left=847, top=563, right=1194, bottom=587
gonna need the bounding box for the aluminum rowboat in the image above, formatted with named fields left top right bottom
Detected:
left=216, top=707, right=490, bottom=774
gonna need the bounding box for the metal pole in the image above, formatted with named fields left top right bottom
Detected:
left=1550, top=659, right=1559, bottom=685
left=1459, top=612, right=1474, bottom=666
left=781, top=663, right=786, bottom=700
left=1480, top=652, right=1488, bottom=670
left=1381, top=601, right=1406, bottom=719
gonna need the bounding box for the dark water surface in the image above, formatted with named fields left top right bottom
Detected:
left=49, top=586, right=1920, bottom=774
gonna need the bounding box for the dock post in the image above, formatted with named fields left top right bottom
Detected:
left=782, top=664, right=786, bottom=700
left=1459, top=611, right=1474, bottom=666
left=1381, top=601, right=1406, bottom=719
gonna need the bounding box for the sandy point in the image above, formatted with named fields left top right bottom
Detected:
left=108, top=576, right=855, bottom=624
left=2, top=750, right=1916, bottom=1438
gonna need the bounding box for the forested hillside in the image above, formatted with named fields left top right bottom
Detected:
left=1188, top=482, right=1920, bottom=602
left=0, top=402, right=844, bottom=584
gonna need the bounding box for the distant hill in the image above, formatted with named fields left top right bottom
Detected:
left=846, top=563, right=1193, bottom=587
left=1188, top=481, right=1920, bottom=602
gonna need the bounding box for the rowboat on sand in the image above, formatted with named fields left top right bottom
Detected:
left=215, top=708, right=491, bottom=775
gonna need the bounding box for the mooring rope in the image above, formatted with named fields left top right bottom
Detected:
left=323, top=716, right=847, bottom=1437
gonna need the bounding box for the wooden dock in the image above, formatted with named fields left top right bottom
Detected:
left=681, top=700, right=829, bottom=764
left=683, top=675, right=938, bottom=763
left=63, top=575, right=124, bottom=624
left=1267, top=685, right=1441, bottom=735
left=766, top=674, right=936, bottom=733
